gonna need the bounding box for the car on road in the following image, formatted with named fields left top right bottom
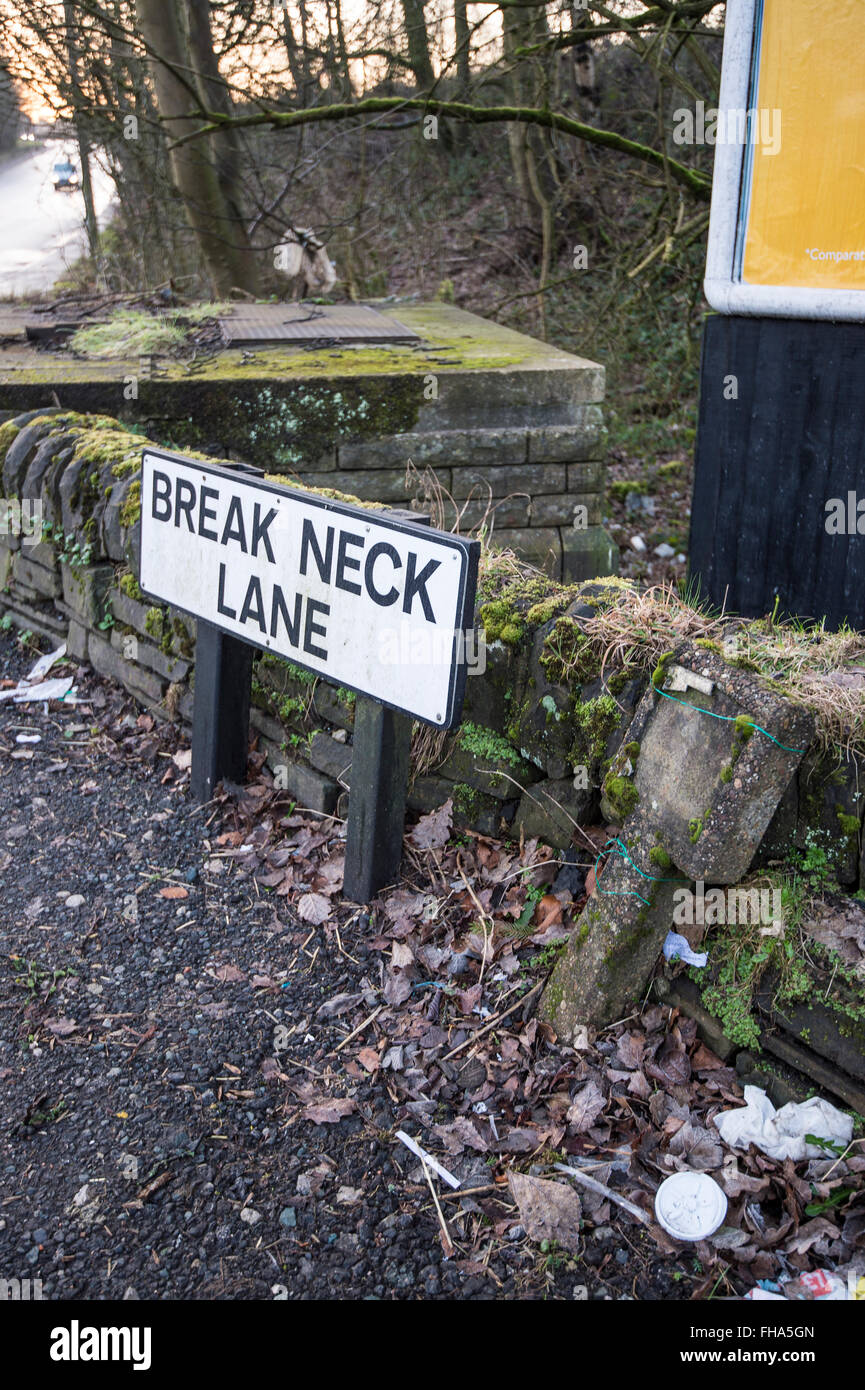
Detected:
left=53, top=159, right=79, bottom=191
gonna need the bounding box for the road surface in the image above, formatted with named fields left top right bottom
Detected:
left=0, top=142, right=114, bottom=297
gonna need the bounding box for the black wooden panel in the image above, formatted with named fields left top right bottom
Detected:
left=689, top=315, right=865, bottom=629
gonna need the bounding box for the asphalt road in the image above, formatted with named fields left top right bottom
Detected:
left=0, top=141, right=114, bottom=297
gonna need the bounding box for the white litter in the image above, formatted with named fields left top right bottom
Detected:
left=0, top=640, right=75, bottom=705
left=395, top=1130, right=461, bottom=1190
left=713, top=1085, right=854, bottom=1162
left=15, top=733, right=41, bottom=744
left=654, top=1171, right=727, bottom=1241
left=663, top=931, right=708, bottom=968
left=12, top=676, right=75, bottom=704
left=25, top=643, right=66, bottom=682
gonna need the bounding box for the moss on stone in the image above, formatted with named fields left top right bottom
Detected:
left=458, top=721, right=521, bottom=767
left=649, top=845, right=672, bottom=870
left=480, top=598, right=524, bottom=647
left=119, top=572, right=143, bottom=601
left=837, top=808, right=860, bottom=839
left=119, top=480, right=141, bottom=529
left=540, top=616, right=600, bottom=685
left=0, top=419, right=21, bottom=468
left=570, top=694, right=620, bottom=764
left=144, top=606, right=164, bottom=640
left=651, top=650, right=675, bottom=691
left=603, top=774, right=640, bottom=820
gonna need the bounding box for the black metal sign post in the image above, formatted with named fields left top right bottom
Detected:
left=138, top=451, right=479, bottom=903
left=189, top=620, right=255, bottom=802
left=342, top=699, right=413, bottom=903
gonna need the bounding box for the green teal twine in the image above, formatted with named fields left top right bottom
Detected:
left=652, top=684, right=805, bottom=754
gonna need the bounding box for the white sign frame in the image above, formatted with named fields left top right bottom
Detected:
left=705, top=0, right=865, bottom=321
left=139, top=449, right=479, bottom=729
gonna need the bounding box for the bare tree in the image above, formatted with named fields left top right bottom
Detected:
left=133, top=0, right=260, bottom=295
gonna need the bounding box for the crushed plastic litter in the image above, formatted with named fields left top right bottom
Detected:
left=662, top=930, right=708, bottom=968
left=714, top=1085, right=853, bottom=1162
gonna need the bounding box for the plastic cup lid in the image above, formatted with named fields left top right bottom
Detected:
left=654, top=1172, right=727, bottom=1241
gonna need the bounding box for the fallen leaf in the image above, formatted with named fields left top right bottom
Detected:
left=297, top=892, right=330, bottom=925
left=356, top=1047, right=380, bottom=1073
left=44, top=1017, right=77, bottom=1036
left=303, top=1097, right=357, bottom=1125
left=213, top=964, right=245, bottom=983
left=508, top=1172, right=582, bottom=1254
left=567, top=1079, right=607, bottom=1133
left=534, top=894, right=562, bottom=930
left=409, top=800, right=453, bottom=851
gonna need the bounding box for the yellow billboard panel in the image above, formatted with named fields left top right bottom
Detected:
left=742, top=0, right=865, bottom=291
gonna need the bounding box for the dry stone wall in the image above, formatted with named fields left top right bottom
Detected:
left=2, top=409, right=865, bottom=1114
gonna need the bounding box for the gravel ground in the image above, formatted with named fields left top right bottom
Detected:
left=2, top=629, right=862, bottom=1303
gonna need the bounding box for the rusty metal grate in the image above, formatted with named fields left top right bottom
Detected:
left=218, top=302, right=420, bottom=348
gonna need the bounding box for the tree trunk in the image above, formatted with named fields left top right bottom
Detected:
left=400, top=0, right=435, bottom=92
left=63, top=1, right=100, bottom=266
left=454, top=0, right=470, bottom=96
left=134, top=0, right=260, bottom=296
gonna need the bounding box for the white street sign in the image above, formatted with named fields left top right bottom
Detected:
left=139, top=450, right=478, bottom=727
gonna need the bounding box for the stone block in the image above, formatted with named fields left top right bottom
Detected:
left=451, top=464, right=566, bottom=500
left=21, top=432, right=76, bottom=513
left=306, top=730, right=353, bottom=784
left=67, top=618, right=89, bottom=663
left=312, top=682, right=356, bottom=732
left=630, top=641, right=815, bottom=883
left=540, top=811, right=679, bottom=1035
left=89, top=630, right=166, bottom=707
left=406, top=774, right=506, bottom=837
left=461, top=631, right=526, bottom=737
left=0, top=538, right=13, bottom=589
left=338, top=427, right=529, bottom=471
left=110, top=587, right=154, bottom=636
left=795, top=749, right=863, bottom=888
left=2, top=412, right=63, bottom=495
left=527, top=410, right=606, bottom=462
left=511, top=621, right=579, bottom=778
left=561, top=525, right=618, bottom=583
left=450, top=493, right=601, bottom=532
left=436, top=735, right=540, bottom=800
left=490, top=528, right=562, bottom=579
left=249, top=705, right=286, bottom=745
left=513, top=777, right=597, bottom=850
left=12, top=551, right=62, bottom=599
left=444, top=495, right=531, bottom=531
left=292, top=468, right=431, bottom=504
left=259, top=735, right=340, bottom=814
left=109, top=627, right=188, bottom=684
left=23, top=540, right=58, bottom=572
left=61, top=562, right=114, bottom=627
left=566, top=460, right=607, bottom=493
left=533, top=493, right=603, bottom=528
